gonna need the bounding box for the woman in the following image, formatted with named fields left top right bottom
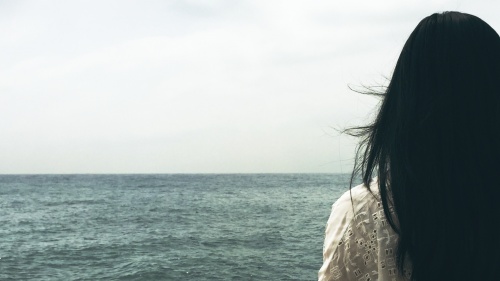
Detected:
left=319, top=12, right=500, bottom=281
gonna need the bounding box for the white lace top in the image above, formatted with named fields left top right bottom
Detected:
left=318, top=180, right=412, bottom=281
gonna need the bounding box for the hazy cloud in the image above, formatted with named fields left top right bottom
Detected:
left=1, top=0, right=498, bottom=173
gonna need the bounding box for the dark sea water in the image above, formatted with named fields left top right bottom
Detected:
left=0, top=174, right=350, bottom=280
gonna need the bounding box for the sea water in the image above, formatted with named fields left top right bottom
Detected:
left=0, top=174, right=351, bottom=280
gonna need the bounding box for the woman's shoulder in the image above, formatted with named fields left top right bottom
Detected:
left=320, top=178, right=408, bottom=281
left=333, top=178, right=381, bottom=216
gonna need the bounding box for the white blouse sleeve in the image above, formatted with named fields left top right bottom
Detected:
left=319, top=183, right=409, bottom=281
left=318, top=191, right=355, bottom=281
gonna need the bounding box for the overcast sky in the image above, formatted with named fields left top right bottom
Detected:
left=1, top=0, right=498, bottom=174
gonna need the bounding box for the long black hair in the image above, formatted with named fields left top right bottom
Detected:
left=347, top=12, right=500, bottom=281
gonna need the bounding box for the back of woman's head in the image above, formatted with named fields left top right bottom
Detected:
left=350, top=11, right=500, bottom=280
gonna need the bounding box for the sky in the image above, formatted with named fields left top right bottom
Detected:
left=1, top=0, right=499, bottom=174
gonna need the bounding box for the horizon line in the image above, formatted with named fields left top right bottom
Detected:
left=0, top=172, right=352, bottom=176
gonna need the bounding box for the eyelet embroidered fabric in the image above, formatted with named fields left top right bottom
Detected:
left=319, top=181, right=411, bottom=281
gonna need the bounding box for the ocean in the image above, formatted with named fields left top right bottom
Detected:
left=0, top=174, right=351, bottom=280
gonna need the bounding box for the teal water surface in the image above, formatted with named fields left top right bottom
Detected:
left=0, top=174, right=350, bottom=280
